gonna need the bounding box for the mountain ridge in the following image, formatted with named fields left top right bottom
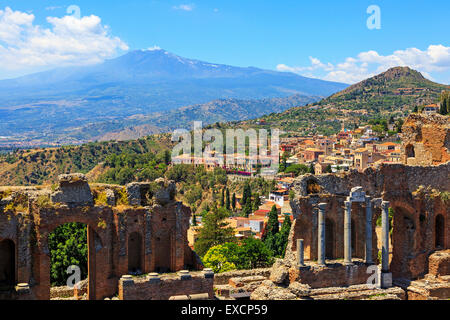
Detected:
left=0, top=48, right=347, bottom=146
left=217, top=67, right=450, bottom=135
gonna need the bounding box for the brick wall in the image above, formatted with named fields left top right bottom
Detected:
left=118, top=271, right=214, bottom=300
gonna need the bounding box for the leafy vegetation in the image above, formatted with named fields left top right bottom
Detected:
left=203, top=239, right=273, bottom=273
left=48, top=223, right=88, bottom=286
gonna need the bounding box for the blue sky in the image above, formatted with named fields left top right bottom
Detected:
left=0, top=0, right=449, bottom=83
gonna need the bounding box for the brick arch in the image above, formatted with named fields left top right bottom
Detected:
left=0, top=238, right=16, bottom=288
left=154, top=229, right=173, bottom=273
left=325, top=218, right=336, bottom=259
left=33, top=211, right=110, bottom=300
left=389, top=202, right=417, bottom=279
left=295, top=214, right=314, bottom=261
left=435, top=214, right=445, bottom=249
left=128, top=232, right=143, bottom=274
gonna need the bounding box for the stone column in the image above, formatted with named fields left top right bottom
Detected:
left=365, top=196, right=373, bottom=264
left=344, top=200, right=352, bottom=265
left=381, top=201, right=390, bottom=272
left=380, top=201, right=392, bottom=288
left=297, top=239, right=305, bottom=267
left=317, top=203, right=327, bottom=266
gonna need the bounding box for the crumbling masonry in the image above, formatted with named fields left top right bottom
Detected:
left=252, top=114, right=449, bottom=300
left=0, top=175, right=203, bottom=300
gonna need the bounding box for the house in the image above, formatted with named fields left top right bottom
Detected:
left=315, top=161, right=333, bottom=174
left=303, top=148, right=324, bottom=162
left=423, top=104, right=439, bottom=115
left=354, top=148, right=370, bottom=171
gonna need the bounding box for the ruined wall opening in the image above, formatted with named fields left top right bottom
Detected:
left=435, top=214, right=445, bottom=249
left=0, top=239, right=15, bottom=290
left=391, top=207, right=416, bottom=278
left=325, top=218, right=335, bottom=259
left=405, top=144, right=415, bottom=158
left=128, top=232, right=143, bottom=274
left=155, top=233, right=172, bottom=273
left=48, top=223, right=88, bottom=295
left=306, top=179, right=321, bottom=195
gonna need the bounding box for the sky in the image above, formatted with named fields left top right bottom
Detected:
left=0, top=0, right=449, bottom=84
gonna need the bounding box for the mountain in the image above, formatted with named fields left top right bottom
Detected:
left=0, top=48, right=347, bottom=146
left=67, top=94, right=321, bottom=141
left=219, top=67, right=450, bottom=135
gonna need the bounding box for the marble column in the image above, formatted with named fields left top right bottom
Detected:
left=297, top=239, right=305, bottom=267
left=380, top=201, right=392, bottom=288
left=381, top=201, right=390, bottom=272
left=317, top=203, right=327, bottom=266
left=365, top=196, right=373, bottom=264
left=344, top=200, right=352, bottom=265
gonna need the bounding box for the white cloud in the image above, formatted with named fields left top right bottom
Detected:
left=172, top=4, right=195, bottom=12
left=0, top=7, right=128, bottom=76
left=277, top=45, right=450, bottom=84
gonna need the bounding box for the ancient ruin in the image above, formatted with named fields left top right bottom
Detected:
left=0, top=113, right=449, bottom=300
left=249, top=114, right=449, bottom=300
left=0, top=175, right=205, bottom=300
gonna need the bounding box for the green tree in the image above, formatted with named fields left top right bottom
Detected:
left=242, top=182, right=251, bottom=205
left=48, top=223, right=88, bottom=286
left=440, top=91, right=449, bottom=115
left=194, top=206, right=235, bottom=256
left=225, top=188, right=231, bottom=210
left=232, top=193, right=236, bottom=211
left=242, top=197, right=253, bottom=217
left=237, top=238, right=274, bottom=269
left=252, top=192, right=261, bottom=211
left=185, top=185, right=203, bottom=208
left=202, top=243, right=239, bottom=273
left=220, top=188, right=225, bottom=207
left=275, top=215, right=292, bottom=257
left=263, top=205, right=280, bottom=253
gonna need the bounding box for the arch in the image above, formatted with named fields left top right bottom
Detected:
left=405, top=144, right=415, bottom=158
left=435, top=214, right=445, bottom=248
left=325, top=218, right=335, bottom=259
left=0, top=239, right=15, bottom=288
left=155, top=232, right=172, bottom=273
left=128, top=232, right=143, bottom=274
left=391, top=206, right=416, bottom=278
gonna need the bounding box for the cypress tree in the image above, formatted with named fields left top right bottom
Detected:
left=225, top=188, right=231, bottom=210
left=220, top=188, right=225, bottom=207
left=266, top=205, right=279, bottom=238
left=232, top=193, right=236, bottom=211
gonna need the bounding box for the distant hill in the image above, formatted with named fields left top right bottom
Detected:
left=71, top=94, right=321, bottom=141
left=0, top=135, right=173, bottom=186
left=226, top=67, right=450, bottom=136
left=0, top=48, right=346, bottom=145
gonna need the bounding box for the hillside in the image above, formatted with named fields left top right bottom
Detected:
left=0, top=135, right=173, bottom=186
left=226, top=67, right=450, bottom=136
left=0, top=48, right=346, bottom=146
left=79, top=94, right=321, bottom=141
